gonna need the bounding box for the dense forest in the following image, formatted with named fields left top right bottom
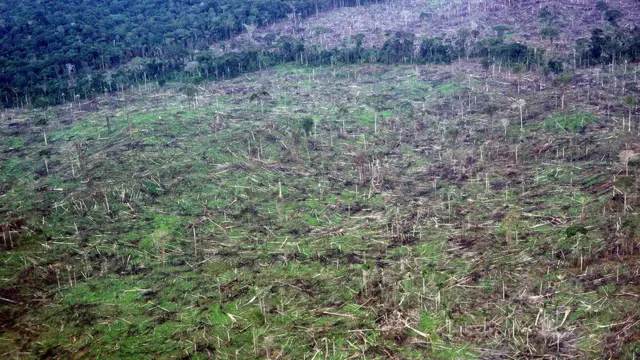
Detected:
left=0, top=0, right=380, bottom=108
left=1, top=0, right=640, bottom=109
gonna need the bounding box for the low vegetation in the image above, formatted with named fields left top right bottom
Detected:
left=0, top=0, right=639, bottom=359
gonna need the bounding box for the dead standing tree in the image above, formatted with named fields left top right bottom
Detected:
left=621, top=95, right=638, bottom=133
left=243, top=23, right=257, bottom=41
left=510, top=98, right=526, bottom=131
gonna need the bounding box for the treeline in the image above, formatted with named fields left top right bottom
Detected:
left=577, top=0, right=640, bottom=67
left=576, top=28, right=640, bottom=68
left=179, top=23, right=640, bottom=86
left=0, top=0, right=382, bottom=108
left=7, top=25, right=640, bottom=109
left=0, top=29, right=549, bottom=108
left=74, top=32, right=554, bottom=99
left=2, top=0, right=640, bottom=109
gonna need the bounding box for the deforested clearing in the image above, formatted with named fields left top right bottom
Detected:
left=0, top=0, right=639, bottom=358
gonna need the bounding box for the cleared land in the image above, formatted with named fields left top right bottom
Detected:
left=0, top=59, right=638, bottom=358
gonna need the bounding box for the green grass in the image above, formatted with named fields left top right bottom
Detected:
left=0, top=63, right=637, bottom=359
left=543, top=112, right=597, bottom=132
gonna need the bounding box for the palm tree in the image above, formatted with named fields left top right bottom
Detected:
left=500, top=118, right=510, bottom=138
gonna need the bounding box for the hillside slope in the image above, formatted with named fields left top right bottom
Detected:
left=217, top=0, right=640, bottom=54
left=0, top=0, right=639, bottom=359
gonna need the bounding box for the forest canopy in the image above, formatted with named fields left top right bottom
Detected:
left=0, top=0, right=378, bottom=107
left=1, top=0, right=639, bottom=109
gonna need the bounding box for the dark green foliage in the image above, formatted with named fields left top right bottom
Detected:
left=35, top=117, right=48, bottom=126
left=300, top=117, right=314, bottom=137
left=418, top=31, right=536, bottom=68
left=396, top=101, right=415, bottom=120
left=614, top=176, right=634, bottom=189
left=483, top=104, right=500, bottom=120
left=1, top=0, right=608, bottom=110
left=579, top=27, right=640, bottom=66
left=621, top=218, right=639, bottom=231
left=543, top=112, right=596, bottom=132
left=0, top=0, right=382, bottom=108
left=493, top=25, right=510, bottom=41
left=539, top=7, right=554, bottom=25
left=480, top=57, right=493, bottom=70
left=353, top=34, right=365, bottom=49
left=419, top=12, right=433, bottom=20
left=512, top=63, right=524, bottom=74
left=541, top=26, right=560, bottom=44
left=365, top=95, right=389, bottom=112
left=604, top=8, right=623, bottom=26
left=493, top=43, right=531, bottom=64
left=419, top=37, right=455, bottom=64
left=546, top=59, right=564, bottom=74
left=456, top=28, right=471, bottom=55
left=628, top=159, right=640, bottom=168
left=589, top=29, right=606, bottom=62
left=182, top=86, right=197, bottom=99
left=553, top=74, right=573, bottom=87
left=621, top=95, right=638, bottom=109
left=627, top=32, right=640, bottom=62
left=380, top=32, right=415, bottom=64
left=475, top=40, right=541, bottom=68
left=191, top=76, right=204, bottom=85
left=143, top=182, right=164, bottom=197
left=566, top=225, right=588, bottom=238
left=0, top=30, right=549, bottom=110
left=595, top=1, right=609, bottom=12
